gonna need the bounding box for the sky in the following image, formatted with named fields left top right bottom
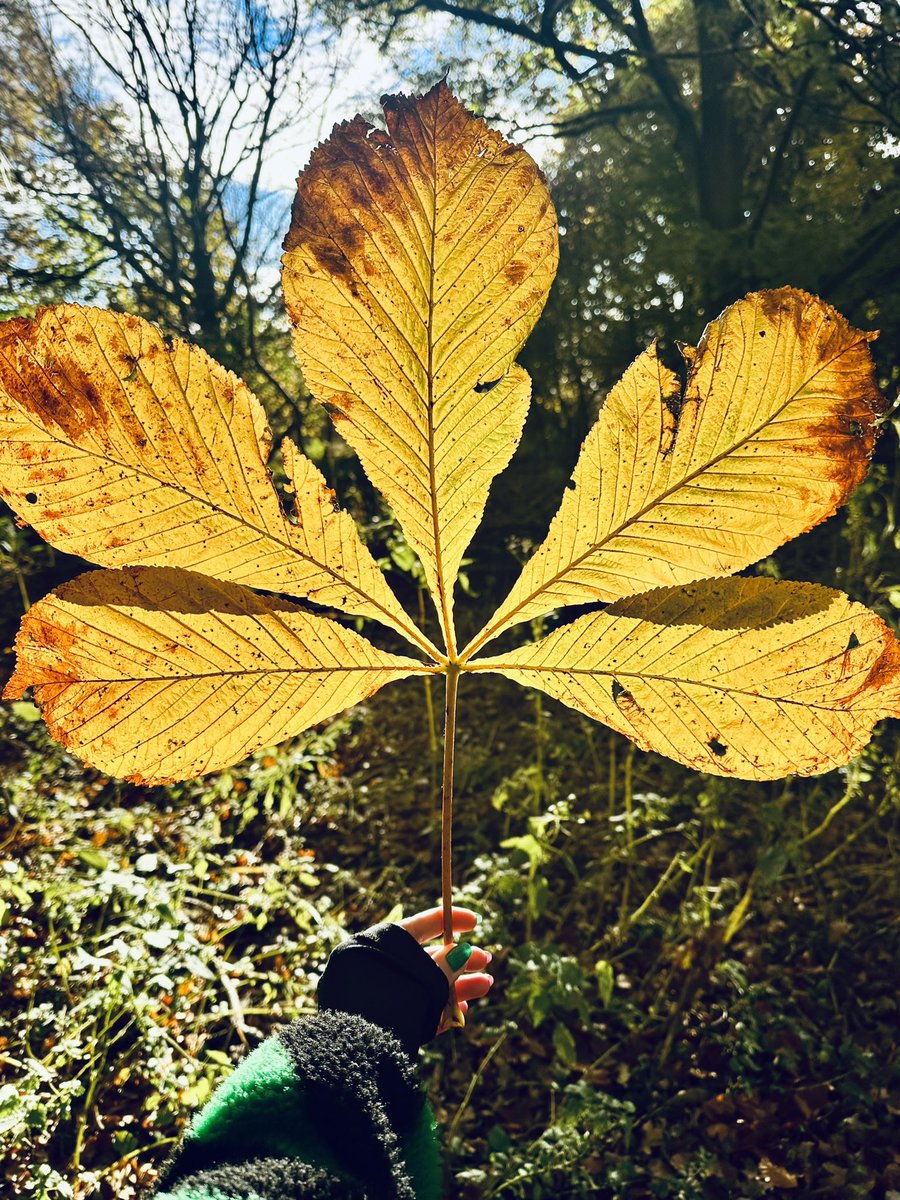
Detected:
left=50, top=0, right=559, bottom=204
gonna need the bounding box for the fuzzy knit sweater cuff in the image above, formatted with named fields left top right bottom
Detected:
left=152, top=1011, right=442, bottom=1199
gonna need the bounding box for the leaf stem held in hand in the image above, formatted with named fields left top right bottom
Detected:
left=440, top=661, right=465, bottom=1029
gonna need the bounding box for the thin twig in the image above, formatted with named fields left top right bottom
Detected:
left=215, top=961, right=253, bottom=1048
left=447, top=1029, right=509, bottom=1147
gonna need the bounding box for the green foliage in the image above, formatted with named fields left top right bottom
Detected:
left=1, top=660, right=899, bottom=1196
left=0, top=702, right=354, bottom=1192
left=465, top=1081, right=637, bottom=1197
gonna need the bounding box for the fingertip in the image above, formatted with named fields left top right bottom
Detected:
left=452, top=906, right=480, bottom=927
left=455, top=971, right=495, bottom=1003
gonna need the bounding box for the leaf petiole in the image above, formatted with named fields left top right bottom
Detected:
left=439, top=660, right=463, bottom=1029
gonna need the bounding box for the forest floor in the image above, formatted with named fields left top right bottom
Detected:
left=1, top=667, right=899, bottom=1199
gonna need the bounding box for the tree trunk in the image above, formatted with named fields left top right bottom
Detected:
left=693, top=0, right=750, bottom=316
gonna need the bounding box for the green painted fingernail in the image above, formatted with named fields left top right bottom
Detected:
left=447, top=942, right=473, bottom=971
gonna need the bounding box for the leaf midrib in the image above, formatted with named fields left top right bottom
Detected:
left=469, top=662, right=866, bottom=713
left=425, top=95, right=456, bottom=657
left=42, top=664, right=435, bottom=683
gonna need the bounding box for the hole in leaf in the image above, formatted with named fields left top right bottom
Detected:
left=474, top=378, right=500, bottom=394
left=849, top=420, right=863, bottom=436
left=846, top=632, right=860, bottom=651
left=759, top=329, right=766, bottom=337
left=612, top=680, right=625, bottom=703
left=661, top=391, right=684, bottom=424
left=709, top=737, right=728, bottom=756
left=25, top=492, right=37, bottom=504
left=566, top=480, right=577, bottom=491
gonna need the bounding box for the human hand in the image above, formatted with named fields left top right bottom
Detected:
left=397, top=906, right=494, bottom=1036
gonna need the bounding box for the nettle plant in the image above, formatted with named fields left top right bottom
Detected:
left=1, top=84, right=897, bottom=1020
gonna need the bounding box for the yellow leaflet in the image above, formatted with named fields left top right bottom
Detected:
left=469, top=289, right=884, bottom=654
left=0, top=305, right=425, bottom=649
left=4, top=567, right=428, bottom=784
left=282, top=81, right=557, bottom=652
left=473, top=576, right=900, bottom=779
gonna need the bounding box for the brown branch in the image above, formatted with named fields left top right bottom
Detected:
left=360, top=0, right=630, bottom=72
left=749, top=68, right=814, bottom=240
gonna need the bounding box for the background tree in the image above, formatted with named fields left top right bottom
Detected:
left=0, top=0, right=117, bottom=312
left=347, top=0, right=899, bottom=336
left=0, top=0, right=324, bottom=418
left=0, top=0, right=357, bottom=651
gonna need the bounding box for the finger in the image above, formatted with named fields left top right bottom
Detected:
left=455, top=973, right=494, bottom=1003
left=398, top=906, right=479, bottom=945
left=426, top=945, right=492, bottom=974
left=436, top=975, right=495, bottom=1035
left=432, top=941, right=494, bottom=983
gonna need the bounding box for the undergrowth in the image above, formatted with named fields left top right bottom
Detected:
left=2, top=675, right=899, bottom=1199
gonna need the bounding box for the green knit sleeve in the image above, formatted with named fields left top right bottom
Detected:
left=151, top=1012, right=442, bottom=1200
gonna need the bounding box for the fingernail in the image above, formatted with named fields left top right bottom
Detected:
left=447, top=942, right=473, bottom=971
left=470, top=911, right=483, bottom=924
left=484, top=951, right=493, bottom=964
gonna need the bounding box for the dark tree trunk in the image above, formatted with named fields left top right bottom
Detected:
left=693, top=0, right=750, bottom=316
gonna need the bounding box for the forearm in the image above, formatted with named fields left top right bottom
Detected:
left=150, top=915, right=488, bottom=1199
left=152, top=1010, right=441, bottom=1200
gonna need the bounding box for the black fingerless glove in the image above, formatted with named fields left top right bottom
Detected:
left=316, top=923, right=450, bottom=1059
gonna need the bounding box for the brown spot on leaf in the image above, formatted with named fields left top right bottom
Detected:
left=0, top=317, right=33, bottom=351
left=18, top=370, right=94, bottom=440
left=756, top=286, right=803, bottom=324
left=308, top=238, right=355, bottom=282
left=365, top=168, right=391, bottom=198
